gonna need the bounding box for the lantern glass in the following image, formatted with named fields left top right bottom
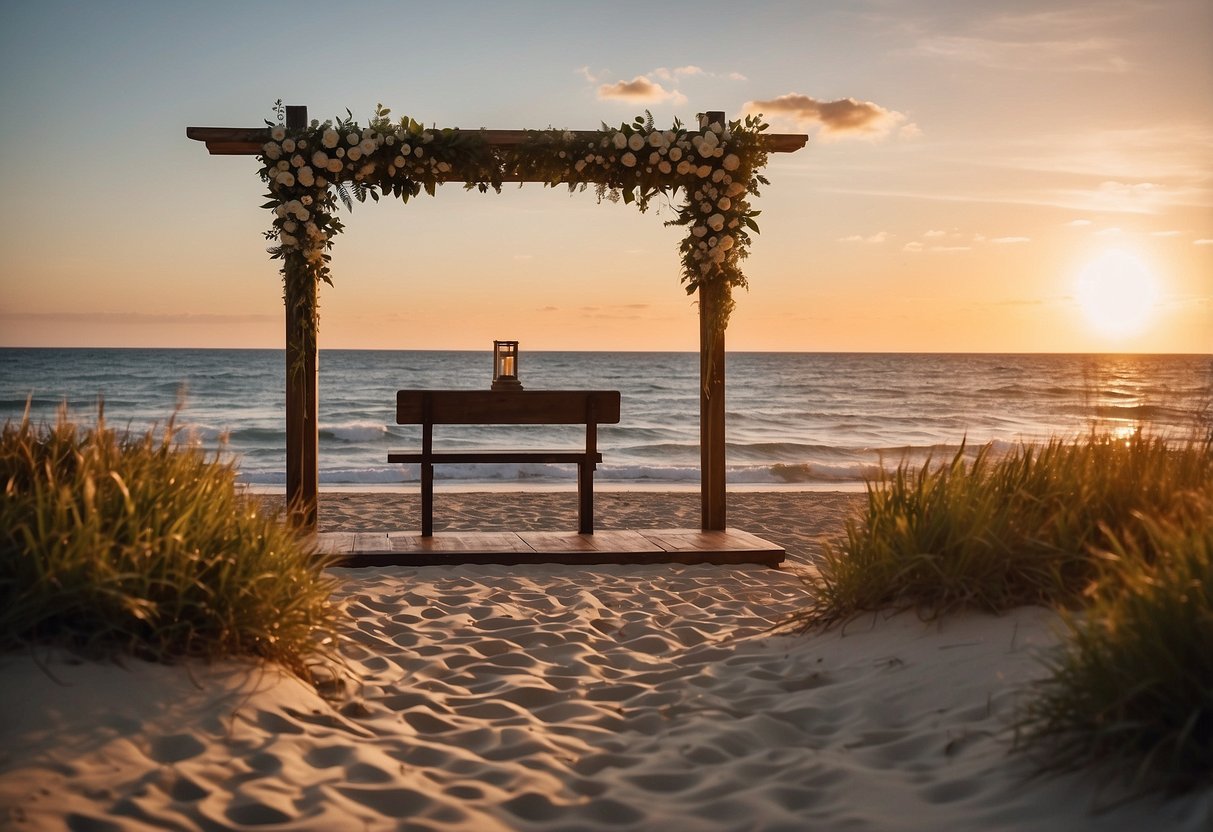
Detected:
left=492, top=340, right=523, bottom=390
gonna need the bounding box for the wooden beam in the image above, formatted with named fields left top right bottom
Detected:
left=185, top=126, right=807, bottom=158
left=699, top=111, right=728, bottom=532
left=283, top=106, right=318, bottom=531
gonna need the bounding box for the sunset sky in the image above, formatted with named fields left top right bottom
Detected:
left=1, top=0, right=1209, bottom=353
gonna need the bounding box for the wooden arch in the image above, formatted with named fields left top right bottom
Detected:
left=188, top=106, right=807, bottom=532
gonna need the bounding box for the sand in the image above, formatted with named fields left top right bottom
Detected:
left=2, top=491, right=1209, bottom=831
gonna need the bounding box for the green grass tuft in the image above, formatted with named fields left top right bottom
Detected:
left=0, top=407, right=342, bottom=681
left=1020, top=503, right=1213, bottom=794
left=792, top=435, right=1212, bottom=628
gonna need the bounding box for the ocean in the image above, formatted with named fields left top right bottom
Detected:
left=1, top=349, right=1208, bottom=491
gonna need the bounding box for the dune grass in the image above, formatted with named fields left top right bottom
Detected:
left=0, top=408, right=342, bottom=681
left=1020, top=503, right=1213, bottom=795
left=790, top=435, right=1213, bottom=628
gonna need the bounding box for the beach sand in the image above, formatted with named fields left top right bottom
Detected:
left=1, top=491, right=1209, bottom=831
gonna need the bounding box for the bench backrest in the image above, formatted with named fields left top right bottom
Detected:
left=396, top=390, right=621, bottom=425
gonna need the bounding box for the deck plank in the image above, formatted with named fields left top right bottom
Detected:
left=322, top=528, right=784, bottom=568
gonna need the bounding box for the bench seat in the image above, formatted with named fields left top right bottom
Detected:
left=388, top=451, right=603, bottom=465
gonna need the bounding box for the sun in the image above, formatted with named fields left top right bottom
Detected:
left=1074, top=249, right=1160, bottom=338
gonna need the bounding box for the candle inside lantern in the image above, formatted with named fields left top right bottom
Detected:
left=492, top=340, right=523, bottom=390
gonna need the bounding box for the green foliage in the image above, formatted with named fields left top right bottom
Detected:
left=1020, top=503, right=1213, bottom=794
left=790, top=435, right=1213, bottom=628
left=258, top=104, right=777, bottom=360
left=0, top=408, right=342, bottom=681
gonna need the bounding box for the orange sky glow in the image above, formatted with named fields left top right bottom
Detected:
left=1, top=1, right=1209, bottom=354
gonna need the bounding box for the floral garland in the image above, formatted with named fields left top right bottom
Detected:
left=258, top=103, right=770, bottom=355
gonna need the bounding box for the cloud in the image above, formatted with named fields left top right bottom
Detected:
left=914, top=34, right=1129, bottom=73
left=743, top=94, right=910, bottom=140
left=653, top=65, right=704, bottom=81
left=725, top=71, right=748, bottom=81
left=597, top=76, right=684, bottom=103
left=840, top=231, right=889, bottom=244
left=902, top=242, right=924, bottom=252
left=930, top=246, right=971, bottom=253
left=1151, top=230, right=1182, bottom=237
left=1195, top=239, right=1213, bottom=246
left=924, top=229, right=947, bottom=238
left=991, top=236, right=1030, bottom=244
left=1066, top=219, right=1093, bottom=227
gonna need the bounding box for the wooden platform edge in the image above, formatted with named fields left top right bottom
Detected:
left=317, top=528, right=785, bottom=569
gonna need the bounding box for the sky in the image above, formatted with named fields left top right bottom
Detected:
left=0, top=0, right=1210, bottom=354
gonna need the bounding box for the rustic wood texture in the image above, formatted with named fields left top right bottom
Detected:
left=390, top=390, right=619, bottom=536
left=284, top=277, right=318, bottom=530
left=185, top=126, right=808, bottom=158
left=396, top=390, right=620, bottom=425
left=316, top=528, right=785, bottom=568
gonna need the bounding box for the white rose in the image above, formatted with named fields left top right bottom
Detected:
left=394, top=155, right=406, bottom=168
left=712, top=169, right=726, bottom=183
left=668, top=147, right=682, bottom=161
left=621, top=152, right=637, bottom=168
left=276, top=171, right=296, bottom=187
left=293, top=207, right=310, bottom=222
left=347, top=147, right=362, bottom=162
left=297, top=167, right=315, bottom=187
left=359, top=138, right=376, bottom=155
left=360, top=163, right=375, bottom=177
left=312, top=151, right=328, bottom=167
left=628, top=133, right=645, bottom=151
left=717, top=197, right=731, bottom=211
left=649, top=152, right=661, bottom=165
left=414, top=147, right=424, bottom=157
left=335, top=147, right=345, bottom=158
left=648, top=132, right=665, bottom=147
left=612, top=132, right=627, bottom=150
left=346, top=132, right=359, bottom=146
left=707, top=213, right=725, bottom=232
left=711, top=246, right=726, bottom=263
left=676, top=161, right=692, bottom=175
left=282, top=138, right=296, bottom=153
left=274, top=204, right=287, bottom=218
left=658, top=160, right=672, bottom=174
left=700, top=201, right=712, bottom=213
left=697, top=165, right=711, bottom=178
left=280, top=233, right=297, bottom=247
left=326, top=159, right=343, bottom=173
left=400, top=143, right=411, bottom=155
left=574, top=159, right=587, bottom=172
left=270, top=126, right=286, bottom=141
left=290, top=154, right=305, bottom=168
left=718, top=235, right=735, bottom=251
left=692, top=225, right=707, bottom=238
left=722, top=154, right=740, bottom=171
left=729, top=218, right=740, bottom=228
left=322, top=129, right=339, bottom=148
left=301, top=195, right=312, bottom=205
left=263, top=143, right=281, bottom=160
left=283, top=220, right=297, bottom=232
left=437, top=161, right=452, bottom=173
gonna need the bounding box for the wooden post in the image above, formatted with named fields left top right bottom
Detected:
left=283, top=105, right=318, bottom=530
left=699, top=111, right=727, bottom=531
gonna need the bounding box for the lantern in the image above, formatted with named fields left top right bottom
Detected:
left=492, top=340, right=523, bottom=390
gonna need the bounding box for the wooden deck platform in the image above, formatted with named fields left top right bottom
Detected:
left=318, top=528, right=785, bottom=568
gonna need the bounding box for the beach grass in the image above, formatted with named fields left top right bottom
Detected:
left=0, top=407, right=341, bottom=681
left=1020, top=501, right=1213, bottom=794
left=791, top=434, right=1213, bottom=627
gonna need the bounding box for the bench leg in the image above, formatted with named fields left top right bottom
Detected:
left=577, top=461, right=594, bottom=534
left=422, top=462, right=434, bottom=537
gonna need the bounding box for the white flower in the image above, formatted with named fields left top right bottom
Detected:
left=346, top=132, right=359, bottom=146
left=315, top=176, right=327, bottom=188
left=574, top=159, right=587, bottom=172
left=696, top=165, right=711, bottom=178
left=400, top=144, right=411, bottom=155
left=280, top=233, right=297, bottom=247
left=658, top=160, right=672, bottom=174
left=621, top=152, right=637, bottom=168
left=414, top=147, right=424, bottom=157
left=727, top=181, right=746, bottom=197
left=728, top=218, right=740, bottom=229
left=293, top=207, right=310, bottom=222
left=270, top=126, right=286, bottom=141
left=437, top=161, right=451, bottom=173
left=263, top=143, right=281, bottom=160
left=312, top=151, right=328, bottom=167
left=668, top=147, right=682, bottom=161
left=335, top=147, right=345, bottom=158
left=700, top=201, right=712, bottom=213
left=274, top=205, right=287, bottom=218
left=347, top=147, right=362, bottom=162
left=322, top=129, right=339, bottom=148
left=717, top=197, right=731, bottom=211
left=676, top=161, right=692, bottom=175
left=297, top=167, right=315, bottom=187
left=360, top=163, right=375, bottom=177
left=628, top=133, right=645, bottom=151
left=385, top=135, right=395, bottom=145
left=290, top=154, right=306, bottom=168
left=649, top=152, right=661, bottom=165
left=648, top=132, right=665, bottom=147
left=301, top=195, right=313, bottom=206
left=722, top=154, right=740, bottom=171
left=692, top=225, right=707, bottom=238
left=711, top=246, right=726, bottom=263
left=710, top=122, right=723, bottom=135
left=282, top=138, right=296, bottom=153
left=707, top=213, right=725, bottom=232
left=612, top=132, right=627, bottom=150
left=712, top=169, right=726, bottom=183
left=276, top=161, right=290, bottom=171
left=326, top=159, right=343, bottom=173
left=359, top=138, right=376, bottom=155
left=718, top=234, right=735, bottom=251
left=276, top=171, right=296, bottom=187
left=394, top=155, right=406, bottom=168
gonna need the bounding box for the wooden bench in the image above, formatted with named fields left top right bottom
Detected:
left=388, top=390, right=621, bottom=536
